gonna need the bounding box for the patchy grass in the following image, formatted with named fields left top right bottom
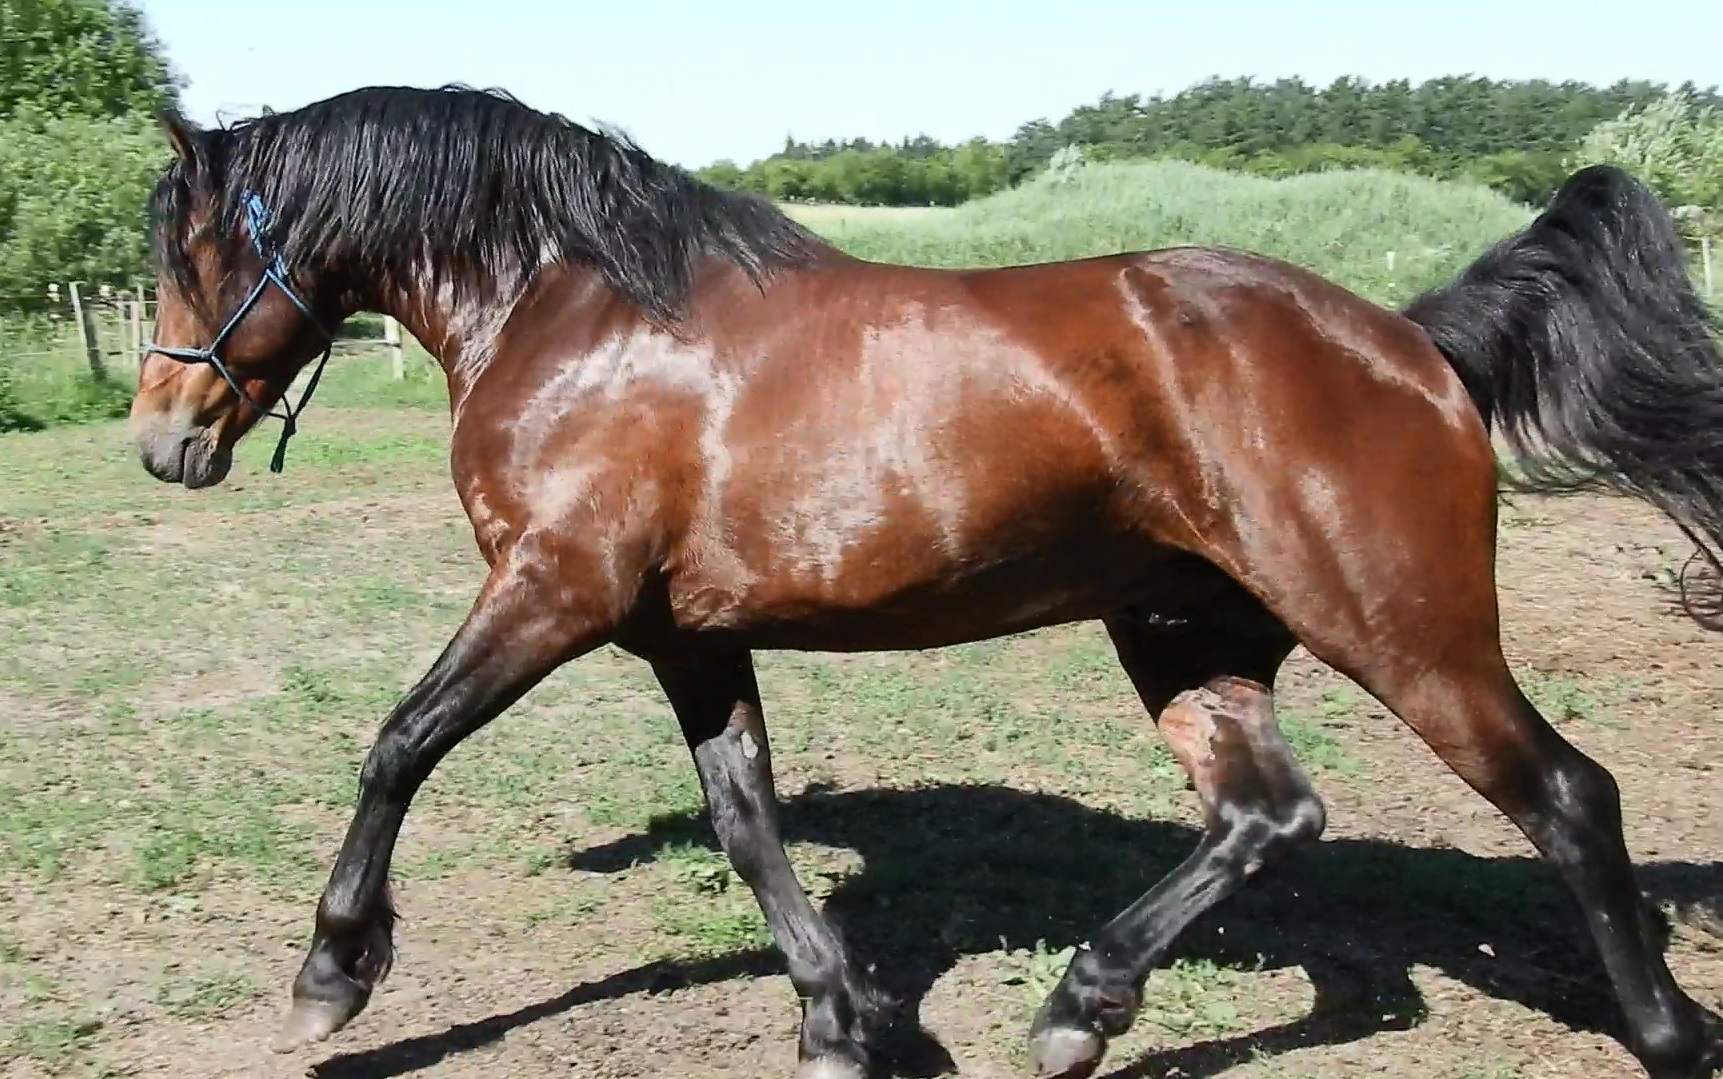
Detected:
left=154, top=972, right=261, bottom=1020
left=1, top=1015, right=104, bottom=1069
left=1519, top=671, right=1642, bottom=730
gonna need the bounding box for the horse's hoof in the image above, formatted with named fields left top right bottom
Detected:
left=795, top=1058, right=867, bottom=1079
left=1687, top=1022, right=1721, bottom=1077
left=271, top=996, right=359, bottom=1053
left=1641, top=1006, right=1723, bottom=1078
left=1028, top=1025, right=1105, bottom=1079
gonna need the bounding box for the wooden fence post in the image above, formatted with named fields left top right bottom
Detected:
left=1703, top=236, right=1714, bottom=300
left=126, top=295, right=144, bottom=369
left=68, top=282, right=108, bottom=384
left=383, top=315, right=404, bottom=380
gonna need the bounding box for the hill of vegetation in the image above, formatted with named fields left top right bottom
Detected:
left=805, top=158, right=1533, bottom=305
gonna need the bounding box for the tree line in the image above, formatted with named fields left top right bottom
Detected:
left=697, top=75, right=1723, bottom=208
left=698, top=136, right=1013, bottom=208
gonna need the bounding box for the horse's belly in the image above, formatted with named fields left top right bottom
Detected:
left=664, top=527, right=1187, bottom=651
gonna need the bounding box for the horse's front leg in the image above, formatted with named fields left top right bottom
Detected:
left=274, top=540, right=615, bottom=1049
left=652, top=650, right=891, bottom=1079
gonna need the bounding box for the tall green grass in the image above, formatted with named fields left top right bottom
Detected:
left=814, top=159, right=1534, bottom=306
left=2, top=160, right=1536, bottom=430
left=0, top=325, right=131, bottom=432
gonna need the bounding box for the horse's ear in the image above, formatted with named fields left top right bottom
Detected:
left=157, top=108, right=201, bottom=174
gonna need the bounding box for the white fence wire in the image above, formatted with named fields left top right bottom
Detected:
left=0, top=283, right=407, bottom=379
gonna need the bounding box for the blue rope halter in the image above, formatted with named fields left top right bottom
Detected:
left=145, top=192, right=335, bottom=473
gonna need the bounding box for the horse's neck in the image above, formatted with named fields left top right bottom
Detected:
left=363, top=261, right=607, bottom=409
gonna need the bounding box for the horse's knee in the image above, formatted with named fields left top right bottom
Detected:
left=1160, top=676, right=1324, bottom=859
left=1263, top=785, right=1326, bottom=851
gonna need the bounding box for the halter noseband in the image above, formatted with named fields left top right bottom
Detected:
left=146, top=192, right=335, bottom=473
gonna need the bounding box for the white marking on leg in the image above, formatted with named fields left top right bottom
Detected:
left=1029, top=1025, right=1105, bottom=1078
left=794, top=1059, right=866, bottom=1079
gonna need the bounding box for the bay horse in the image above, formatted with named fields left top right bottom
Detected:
left=129, top=85, right=1722, bottom=1078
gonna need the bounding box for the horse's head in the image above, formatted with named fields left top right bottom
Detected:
left=131, top=110, right=337, bottom=488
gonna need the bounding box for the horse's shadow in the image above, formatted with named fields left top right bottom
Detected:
left=311, top=783, right=1722, bottom=1078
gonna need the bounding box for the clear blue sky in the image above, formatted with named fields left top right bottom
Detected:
left=138, top=0, right=1723, bottom=169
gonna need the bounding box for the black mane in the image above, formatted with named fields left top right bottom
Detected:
left=149, top=84, right=822, bottom=326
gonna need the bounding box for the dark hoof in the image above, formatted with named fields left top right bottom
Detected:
left=1028, top=1025, right=1105, bottom=1079
left=1683, top=1021, right=1721, bottom=1078
left=1026, top=958, right=1136, bottom=1078
left=1642, top=1008, right=1723, bottom=1079
left=272, top=994, right=365, bottom=1053
left=272, top=949, right=377, bottom=1053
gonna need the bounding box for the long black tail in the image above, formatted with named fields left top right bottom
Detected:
left=1404, top=163, right=1723, bottom=626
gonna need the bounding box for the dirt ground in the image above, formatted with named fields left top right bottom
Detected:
left=0, top=413, right=1718, bottom=1079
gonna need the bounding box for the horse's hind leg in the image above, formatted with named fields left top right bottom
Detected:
left=1231, top=429, right=1720, bottom=1077
left=1029, top=613, right=1323, bottom=1078
left=651, top=650, right=889, bottom=1079
left=1329, top=629, right=1721, bottom=1078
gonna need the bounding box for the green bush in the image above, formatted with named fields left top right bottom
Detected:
left=0, top=0, right=179, bottom=121
left=0, top=108, right=165, bottom=313
left=0, top=0, right=178, bottom=316
left=1575, top=91, right=1723, bottom=239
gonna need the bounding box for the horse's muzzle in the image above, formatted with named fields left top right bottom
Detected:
left=133, top=417, right=233, bottom=489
